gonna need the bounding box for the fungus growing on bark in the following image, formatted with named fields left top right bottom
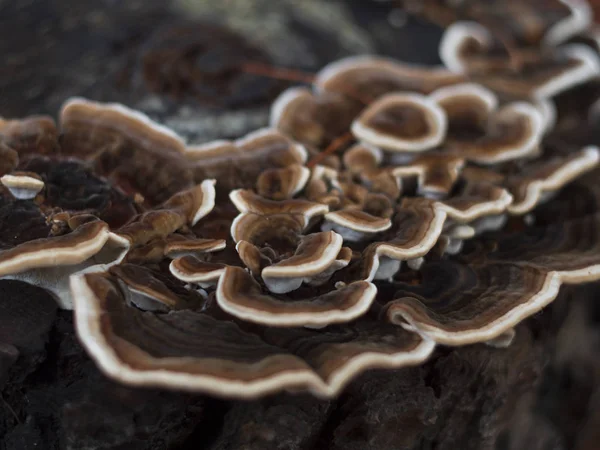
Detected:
left=4, top=9, right=600, bottom=399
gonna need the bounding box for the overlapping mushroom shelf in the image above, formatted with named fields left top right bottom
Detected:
left=3, top=6, right=600, bottom=397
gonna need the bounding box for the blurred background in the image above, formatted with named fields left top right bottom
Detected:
left=0, top=0, right=446, bottom=143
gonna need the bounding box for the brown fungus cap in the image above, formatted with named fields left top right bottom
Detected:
left=386, top=210, right=600, bottom=345
left=71, top=271, right=434, bottom=399
left=406, top=0, right=591, bottom=48
left=358, top=183, right=512, bottom=281
left=315, top=55, right=467, bottom=99
left=0, top=217, right=129, bottom=309
left=351, top=93, right=448, bottom=152
left=216, top=266, right=376, bottom=327
left=60, top=98, right=195, bottom=206
left=270, top=87, right=363, bottom=154
left=439, top=22, right=600, bottom=100
left=430, top=83, right=544, bottom=164
left=505, top=146, right=599, bottom=214
left=186, top=128, right=308, bottom=194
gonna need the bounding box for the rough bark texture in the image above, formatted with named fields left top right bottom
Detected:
left=1, top=1, right=599, bottom=449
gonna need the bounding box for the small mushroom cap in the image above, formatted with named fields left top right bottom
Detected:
left=216, top=266, right=376, bottom=326
left=357, top=183, right=512, bottom=281
left=430, top=83, right=545, bottom=163
left=352, top=93, right=447, bottom=152
left=72, top=271, right=433, bottom=399
left=230, top=212, right=306, bottom=244
left=0, top=173, right=44, bottom=199
left=0, top=116, right=59, bottom=159
left=392, top=154, right=465, bottom=198
left=256, top=164, right=311, bottom=200
left=169, top=256, right=227, bottom=285
left=323, top=210, right=392, bottom=238
left=543, top=0, right=594, bottom=46
left=117, top=180, right=216, bottom=248
left=229, top=189, right=328, bottom=221
left=261, top=231, right=343, bottom=292
left=412, top=0, right=589, bottom=47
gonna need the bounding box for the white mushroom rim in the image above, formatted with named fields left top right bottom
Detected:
left=533, top=44, right=600, bottom=99
left=543, top=0, right=593, bottom=47
left=314, top=54, right=459, bottom=93
left=362, top=191, right=513, bottom=282
left=0, top=174, right=44, bottom=199
left=72, top=269, right=436, bottom=399
left=351, top=93, right=448, bottom=152
left=387, top=262, right=600, bottom=346
left=430, top=82, right=499, bottom=113
left=191, top=179, right=217, bottom=226
left=439, top=21, right=492, bottom=74
left=216, top=267, right=378, bottom=327
left=61, top=97, right=187, bottom=153
left=508, top=146, right=600, bottom=214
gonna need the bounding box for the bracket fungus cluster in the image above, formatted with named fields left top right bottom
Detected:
left=4, top=0, right=600, bottom=399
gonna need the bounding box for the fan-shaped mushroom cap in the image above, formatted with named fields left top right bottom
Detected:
left=359, top=184, right=512, bottom=281
left=72, top=271, right=434, bottom=398
left=229, top=189, right=328, bottom=222
left=431, top=83, right=544, bottom=164
left=163, top=235, right=226, bottom=259
left=0, top=172, right=44, bottom=199
left=60, top=98, right=194, bottom=206
left=256, top=164, right=311, bottom=200
left=315, top=55, right=467, bottom=100
left=439, top=21, right=493, bottom=74
left=0, top=116, right=59, bottom=159
left=543, top=0, right=593, bottom=46
left=231, top=209, right=344, bottom=293
left=270, top=87, right=363, bottom=152
left=410, top=0, right=591, bottom=48
left=61, top=97, right=186, bottom=155
left=186, top=128, right=308, bottom=193
left=117, top=180, right=217, bottom=248
left=169, top=256, right=227, bottom=286
left=322, top=210, right=393, bottom=242
left=392, top=154, right=465, bottom=198
left=259, top=231, right=344, bottom=294
left=352, top=93, right=447, bottom=152
left=506, top=145, right=600, bottom=214
left=0, top=218, right=129, bottom=309
left=386, top=211, right=600, bottom=345
left=440, top=22, right=600, bottom=100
